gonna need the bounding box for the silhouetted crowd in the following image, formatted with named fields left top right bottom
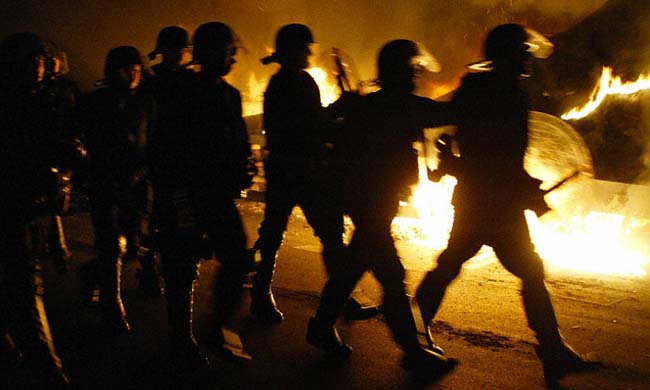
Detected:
left=0, top=21, right=600, bottom=389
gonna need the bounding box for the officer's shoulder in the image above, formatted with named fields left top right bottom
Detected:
left=222, top=80, right=240, bottom=95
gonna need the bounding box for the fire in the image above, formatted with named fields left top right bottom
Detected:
left=242, top=72, right=266, bottom=117
left=306, top=67, right=339, bottom=106
left=561, top=66, right=650, bottom=120
left=397, top=165, right=649, bottom=277
left=527, top=210, right=649, bottom=276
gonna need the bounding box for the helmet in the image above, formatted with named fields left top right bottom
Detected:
left=484, top=23, right=553, bottom=61
left=1, top=32, right=47, bottom=84
left=104, top=45, right=143, bottom=85
left=192, top=22, right=236, bottom=65
left=262, top=23, right=314, bottom=65
left=275, top=24, right=313, bottom=56
left=0, top=32, right=46, bottom=64
left=148, top=25, right=190, bottom=60
left=377, top=39, right=420, bottom=88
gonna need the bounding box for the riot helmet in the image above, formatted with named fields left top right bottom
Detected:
left=148, top=25, right=191, bottom=63
left=377, top=39, right=421, bottom=92
left=193, top=22, right=240, bottom=76
left=0, top=32, right=47, bottom=85
left=261, top=24, right=314, bottom=69
left=44, top=41, right=70, bottom=79
left=469, top=24, right=553, bottom=76
left=104, top=45, right=143, bottom=89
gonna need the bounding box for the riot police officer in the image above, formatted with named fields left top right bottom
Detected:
left=0, top=31, right=70, bottom=389
left=132, top=26, right=195, bottom=297
left=307, top=39, right=456, bottom=380
left=77, top=46, right=154, bottom=334
left=149, top=21, right=254, bottom=372
left=252, top=24, right=345, bottom=324
left=41, top=41, right=80, bottom=273
left=414, top=24, right=597, bottom=384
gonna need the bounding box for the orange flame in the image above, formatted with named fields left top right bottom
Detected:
left=562, top=66, right=650, bottom=120
left=306, top=67, right=339, bottom=106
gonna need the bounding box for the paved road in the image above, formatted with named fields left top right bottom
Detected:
left=8, top=200, right=650, bottom=389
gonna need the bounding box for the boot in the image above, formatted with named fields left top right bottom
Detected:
left=250, top=249, right=283, bottom=324
left=48, top=215, right=72, bottom=272
left=536, top=337, right=599, bottom=382
left=522, top=279, right=599, bottom=381
left=401, top=346, right=457, bottom=382
left=165, top=277, right=208, bottom=373
left=410, top=297, right=445, bottom=356
left=12, top=282, right=70, bottom=389
left=98, top=255, right=131, bottom=333
left=136, top=249, right=162, bottom=296
left=306, top=316, right=352, bottom=358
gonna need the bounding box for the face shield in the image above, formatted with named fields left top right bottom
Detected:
left=467, top=26, right=553, bottom=73
left=524, top=27, right=553, bottom=59
left=411, top=42, right=441, bottom=74
left=412, top=42, right=441, bottom=97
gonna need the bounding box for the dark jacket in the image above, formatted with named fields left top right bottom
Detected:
left=335, top=89, right=451, bottom=204
left=263, top=68, right=330, bottom=165
left=449, top=71, right=541, bottom=212
left=1, top=83, right=76, bottom=219
left=77, top=86, right=153, bottom=187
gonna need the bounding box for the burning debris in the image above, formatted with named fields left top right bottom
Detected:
left=562, top=66, right=650, bottom=120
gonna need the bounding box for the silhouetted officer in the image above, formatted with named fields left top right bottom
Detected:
left=149, top=21, right=254, bottom=372
left=0, top=31, right=70, bottom=389
left=132, top=26, right=194, bottom=297
left=307, top=39, right=456, bottom=380
left=77, top=46, right=153, bottom=334
left=41, top=41, right=81, bottom=273
left=414, top=24, right=596, bottom=384
left=253, top=24, right=344, bottom=323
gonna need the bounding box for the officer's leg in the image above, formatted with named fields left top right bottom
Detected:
left=493, top=215, right=595, bottom=380
left=160, top=235, right=207, bottom=372
left=250, top=179, right=295, bottom=323
left=47, top=214, right=72, bottom=272
left=415, top=210, right=482, bottom=330
left=307, top=240, right=364, bottom=357
left=209, top=199, right=252, bottom=329
left=354, top=216, right=455, bottom=375
left=89, top=189, right=130, bottom=333
left=3, top=220, right=69, bottom=388
left=299, top=189, right=345, bottom=275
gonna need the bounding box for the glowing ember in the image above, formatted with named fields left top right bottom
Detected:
left=561, top=66, right=650, bottom=120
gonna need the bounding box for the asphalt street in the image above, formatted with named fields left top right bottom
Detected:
left=7, top=199, right=650, bottom=389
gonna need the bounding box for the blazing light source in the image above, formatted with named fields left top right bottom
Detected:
left=561, top=66, right=650, bottom=120
left=307, top=67, right=339, bottom=106
left=392, top=114, right=649, bottom=277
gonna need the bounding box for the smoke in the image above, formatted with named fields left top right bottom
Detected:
left=1, top=0, right=606, bottom=92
